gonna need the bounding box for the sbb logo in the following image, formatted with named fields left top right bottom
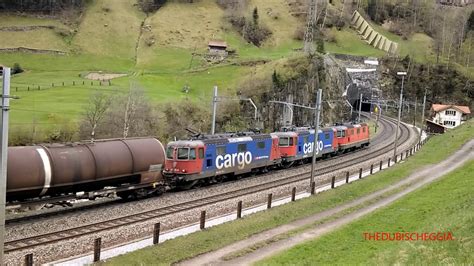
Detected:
left=303, top=141, right=324, bottom=155
left=216, top=151, right=252, bottom=170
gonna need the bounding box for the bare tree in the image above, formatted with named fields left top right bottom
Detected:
left=123, top=87, right=134, bottom=138
left=92, top=84, right=159, bottom=139
left=84, top=91, right=112, bottom=142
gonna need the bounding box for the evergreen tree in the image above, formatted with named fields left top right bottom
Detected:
left=468, top=10, right=474, bottom=32
left=367, top=0, right=377, bottom=21
left=253, top=7, right=259, bottom=25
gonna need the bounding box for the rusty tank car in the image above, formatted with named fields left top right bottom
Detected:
left=6, top=137, right=166, bottom=203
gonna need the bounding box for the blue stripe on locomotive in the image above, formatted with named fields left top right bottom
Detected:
left=296, top=130, right=334, bottom=158
left=201, top=137, right=273, bottom=174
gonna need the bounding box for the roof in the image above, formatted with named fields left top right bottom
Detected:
left=431, top=104, right=471, bottom=114
left=208, top=40, right=227, bottom=48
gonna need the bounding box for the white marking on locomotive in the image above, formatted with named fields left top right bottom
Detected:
left=303, top=140, right=324, bottom=155
left=228, top=137, right=253, bottom=143
left=37, top=148, right=52, bottom=196
left=216, top=151, right=252, bottom=170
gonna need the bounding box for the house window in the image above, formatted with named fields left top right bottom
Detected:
left=445, top=110, right=456, bottom=116
left=443, top=120, right=456, bottom=127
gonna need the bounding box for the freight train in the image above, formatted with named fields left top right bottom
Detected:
left=163, top=123, right=369, bottom=187
left=6, top=123, right=369, bottom=206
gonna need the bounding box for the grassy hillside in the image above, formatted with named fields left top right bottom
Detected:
left=0, top=29, right=69, bottom=51
left=0, top=14, right=70, bottom=52
left=0, top=0, right=472, bottom=139
left=260, top=160, right=474, bottom=265
left=73, top=0, right=145, bottom=59
left=325, top=27, right=386, bottom=57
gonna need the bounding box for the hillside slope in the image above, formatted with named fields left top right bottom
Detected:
left=0, top=0, right=472, bottom=143
left=73, top=0, right=145, bottom=60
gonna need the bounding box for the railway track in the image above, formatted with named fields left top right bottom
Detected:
left=4, top=114, right=416, bottom=253
left=5, top=113, right=387, bottom=225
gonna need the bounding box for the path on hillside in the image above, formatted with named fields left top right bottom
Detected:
left=179, top=139, right=474, bottom=266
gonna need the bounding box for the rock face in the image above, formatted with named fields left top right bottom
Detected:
left=331, top=54, right=383, bottom=119
left=239, top=55, right=361, bottom=131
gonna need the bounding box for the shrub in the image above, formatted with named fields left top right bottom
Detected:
left=323, top=29, right=337, bottom=43
left=335, top=19, right=345, bottom=30
left=243, top=21, right=271, bottom=46
left=293, top=26, right=305, bottom=41
left=138, top=0, right=167, bottom=13
left=9, top=126, right=34, bottom=146
left=12, top=63, right=24, bottom=74
left=225, top=7, right=272, bottom=47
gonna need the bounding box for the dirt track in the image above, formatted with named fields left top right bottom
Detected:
left=179, top=139, right=474, bottom=266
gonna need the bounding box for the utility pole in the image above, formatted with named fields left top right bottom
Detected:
left=309, top=88, right=322, bottom=188
left=211, top=88, right=260, bottom=133
left=211, top=85, right=217, bottom=135
left=373, top=103, right=381, bottom=133
left=303, top=0, right=317, bottom=54
left=0, top=67, right=11, bottom=263
left=345, top=99, right=353, bottom=121
left=394, top=72, right=406, bottom=160
left=413, top=96, right=417, bottom=127
left=420, top=88, right=427, bottom=143
left=358, top=93, right=363, bottom=122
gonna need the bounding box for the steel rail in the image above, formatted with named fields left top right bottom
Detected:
left=4, top=115, right=415, bottom=253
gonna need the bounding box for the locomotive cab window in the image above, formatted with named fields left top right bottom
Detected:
left=257, top=141, right=265, bottom=149
left=279, top=137, right=294, bottom=147
left=177, top=148, right=189, bottom=160
left=189, top=148, right=196, bottom=160
left=325, top=133, right=330, bottom=140
left=357, top=128, right=360, bottom=134
left=166, top=147, right=174, bottom=159
left=238, top=143, right=247, bottom=152
left=198, top=148, right=204, bottom=159
left=337, top=130, right=345, bottom=138
left=363, top=127, right=366, bottom=133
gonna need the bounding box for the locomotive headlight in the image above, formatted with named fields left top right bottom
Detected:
left=182, top=169, right=186, bottom=173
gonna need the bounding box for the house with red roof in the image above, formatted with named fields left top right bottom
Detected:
left=430, top=104, right=471, bottom=129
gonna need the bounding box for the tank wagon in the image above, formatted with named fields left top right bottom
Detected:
left=7, top=138, right=166, bottom=203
